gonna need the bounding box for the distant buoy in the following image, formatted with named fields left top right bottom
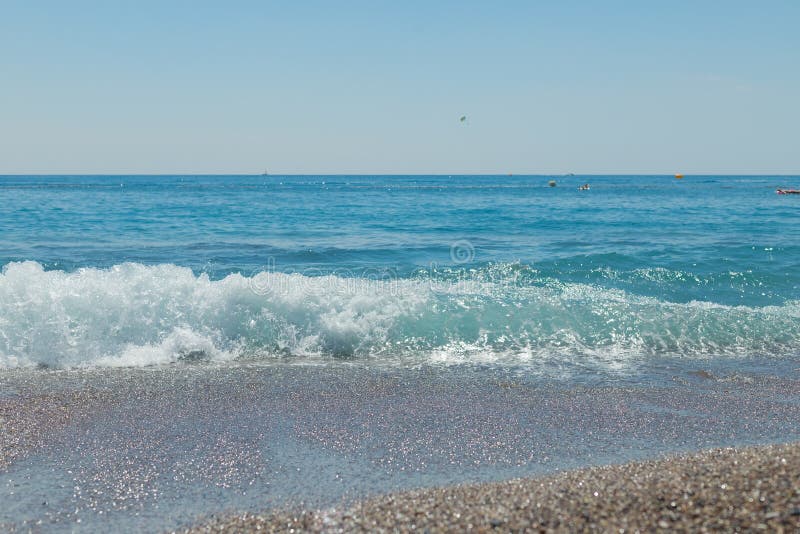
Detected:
left=675, top=174, right=684, bottom=179
left=548, top=180, right=557, bottom=187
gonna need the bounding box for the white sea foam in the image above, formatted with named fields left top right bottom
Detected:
left=0, top=261, right=798, bottom=370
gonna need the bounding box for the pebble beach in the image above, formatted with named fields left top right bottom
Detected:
left=2, top=365, right=800, bottom=532
left=190, top=442, right=800, bottom=533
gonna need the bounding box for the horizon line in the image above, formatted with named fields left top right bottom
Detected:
left=2, top=172, right=800, bottom=177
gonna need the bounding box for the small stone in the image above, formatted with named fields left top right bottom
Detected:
left=489, top=518, right=504, bottom=527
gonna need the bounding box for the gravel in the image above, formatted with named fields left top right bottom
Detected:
left=189, top=442, right=800, bottom=533
left=0, top=389, right=107, bottom=470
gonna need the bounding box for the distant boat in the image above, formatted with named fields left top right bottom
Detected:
left=675, top=174, right=684, bottom=179
left=262, top=170, right=269, bottom=176
left=777, top=189, right=800, bottom=195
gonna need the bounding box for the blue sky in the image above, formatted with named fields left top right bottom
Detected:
left=1, top=1, right=798, bottom=174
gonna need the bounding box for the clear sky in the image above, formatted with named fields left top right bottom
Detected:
left=1, top=1, right=798, bottom=174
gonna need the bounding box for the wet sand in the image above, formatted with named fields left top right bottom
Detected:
left=0, top=389, right=109, bottom=470
left=190, top=442, right=800, bottom=532
left=1, top=363, right=799, bottom=532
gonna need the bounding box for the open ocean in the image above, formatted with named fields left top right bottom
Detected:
left=2, top=174, right=799, bottom=378
left=2, top=174, right=800, bottom=531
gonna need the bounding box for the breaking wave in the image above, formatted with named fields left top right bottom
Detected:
left=1, top=261, right=799, bottom=370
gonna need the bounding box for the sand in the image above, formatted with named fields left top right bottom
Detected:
left=0, top=389, right=108, bottom=470
left=2, top=365, right=799, bottom=531
left=189, top=442, right=800, bottom=533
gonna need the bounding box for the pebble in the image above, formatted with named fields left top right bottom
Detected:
left=188, top=442, right=800, bottom=533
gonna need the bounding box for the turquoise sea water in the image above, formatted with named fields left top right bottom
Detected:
left=1, top=175, right=799, bottom=378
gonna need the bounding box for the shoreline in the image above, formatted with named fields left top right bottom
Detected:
left=1, top=364, right=799, bottom=531
left=188, top=442, right=800, bottom=532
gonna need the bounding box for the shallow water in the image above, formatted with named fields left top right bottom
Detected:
left=1, top=364, right=799, bottom=532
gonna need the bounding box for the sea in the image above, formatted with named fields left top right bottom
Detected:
left=1, top=174, right=799, bottom=379
left=2, top=174, right=800, bottom=531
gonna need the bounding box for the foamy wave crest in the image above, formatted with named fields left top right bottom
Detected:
left=1, top=261, right=799, bottom=370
